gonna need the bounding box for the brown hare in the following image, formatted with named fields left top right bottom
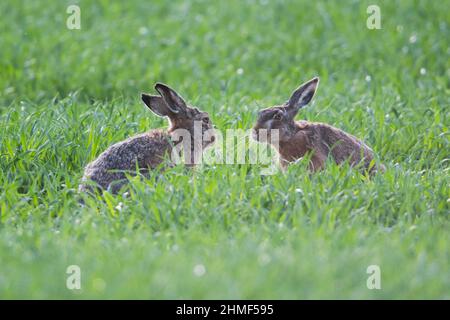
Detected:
left=252, top=77, right=384, bottom=173
left=79, top=83, right=215, bottom=194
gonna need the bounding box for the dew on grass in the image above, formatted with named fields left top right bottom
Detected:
left=138, top=27, right=148, bottom=35
left=24, top=59, right=36, bottom=67
left=115, top=202, right=123, bottom=212
left=4, top=87, right=14, bottom=94
left=193, top=264, right=206, bottom=277
left=409, top=34, right=417, bottom=44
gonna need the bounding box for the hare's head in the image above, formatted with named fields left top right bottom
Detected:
left=252, top=77, right=319, bottom=143
left=141, top=83, right=215, bottom=149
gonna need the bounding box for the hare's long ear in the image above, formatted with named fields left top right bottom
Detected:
left=286, top=77, right=319, bottom=118
left=141, top=93, right=173, bottom=117
left=154, top=83, right=188, bottom=114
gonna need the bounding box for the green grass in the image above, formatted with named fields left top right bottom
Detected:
left=0, top=0, right=449, bottom=299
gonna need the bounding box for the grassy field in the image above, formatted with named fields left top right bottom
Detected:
left=0, top=0, right=449, bottom=299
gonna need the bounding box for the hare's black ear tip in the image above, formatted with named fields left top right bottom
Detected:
left=154, top=82, right=167, bottom=90
left=312, top=77, right=320, bottom=83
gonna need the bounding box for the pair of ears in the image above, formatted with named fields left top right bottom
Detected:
left=141, top=83, right=188, bottom=117
left=142, top=77, right=320, bottom=118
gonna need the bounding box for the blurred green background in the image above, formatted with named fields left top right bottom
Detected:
left=0, top=0, right=448, bottom=298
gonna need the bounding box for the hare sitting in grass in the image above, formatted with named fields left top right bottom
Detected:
left=252, top=77, right=384, bottom=173
left=79, top=83, right=215, bottom=194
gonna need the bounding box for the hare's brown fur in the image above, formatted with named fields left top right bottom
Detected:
left=253, top=77, right=383, bottom=173
left=79, top=130, right=172, bottom=194
left=79, top=83, right=215, bottom=194
left=276, top=121, right=375, bottom=172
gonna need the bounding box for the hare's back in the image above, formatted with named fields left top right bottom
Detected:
left=307, top=122, right=374, bottom=165
left=88, top=130, right=171, bottom=172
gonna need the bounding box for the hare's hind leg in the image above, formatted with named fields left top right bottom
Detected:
left=309, top=152, right=326, bottom=172
left=369, top=163, right=386, bottom=175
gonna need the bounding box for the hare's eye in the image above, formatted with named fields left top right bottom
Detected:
left=202, top=116, right=210, bottom=123
left=273, top=112, right=282, bottom=120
